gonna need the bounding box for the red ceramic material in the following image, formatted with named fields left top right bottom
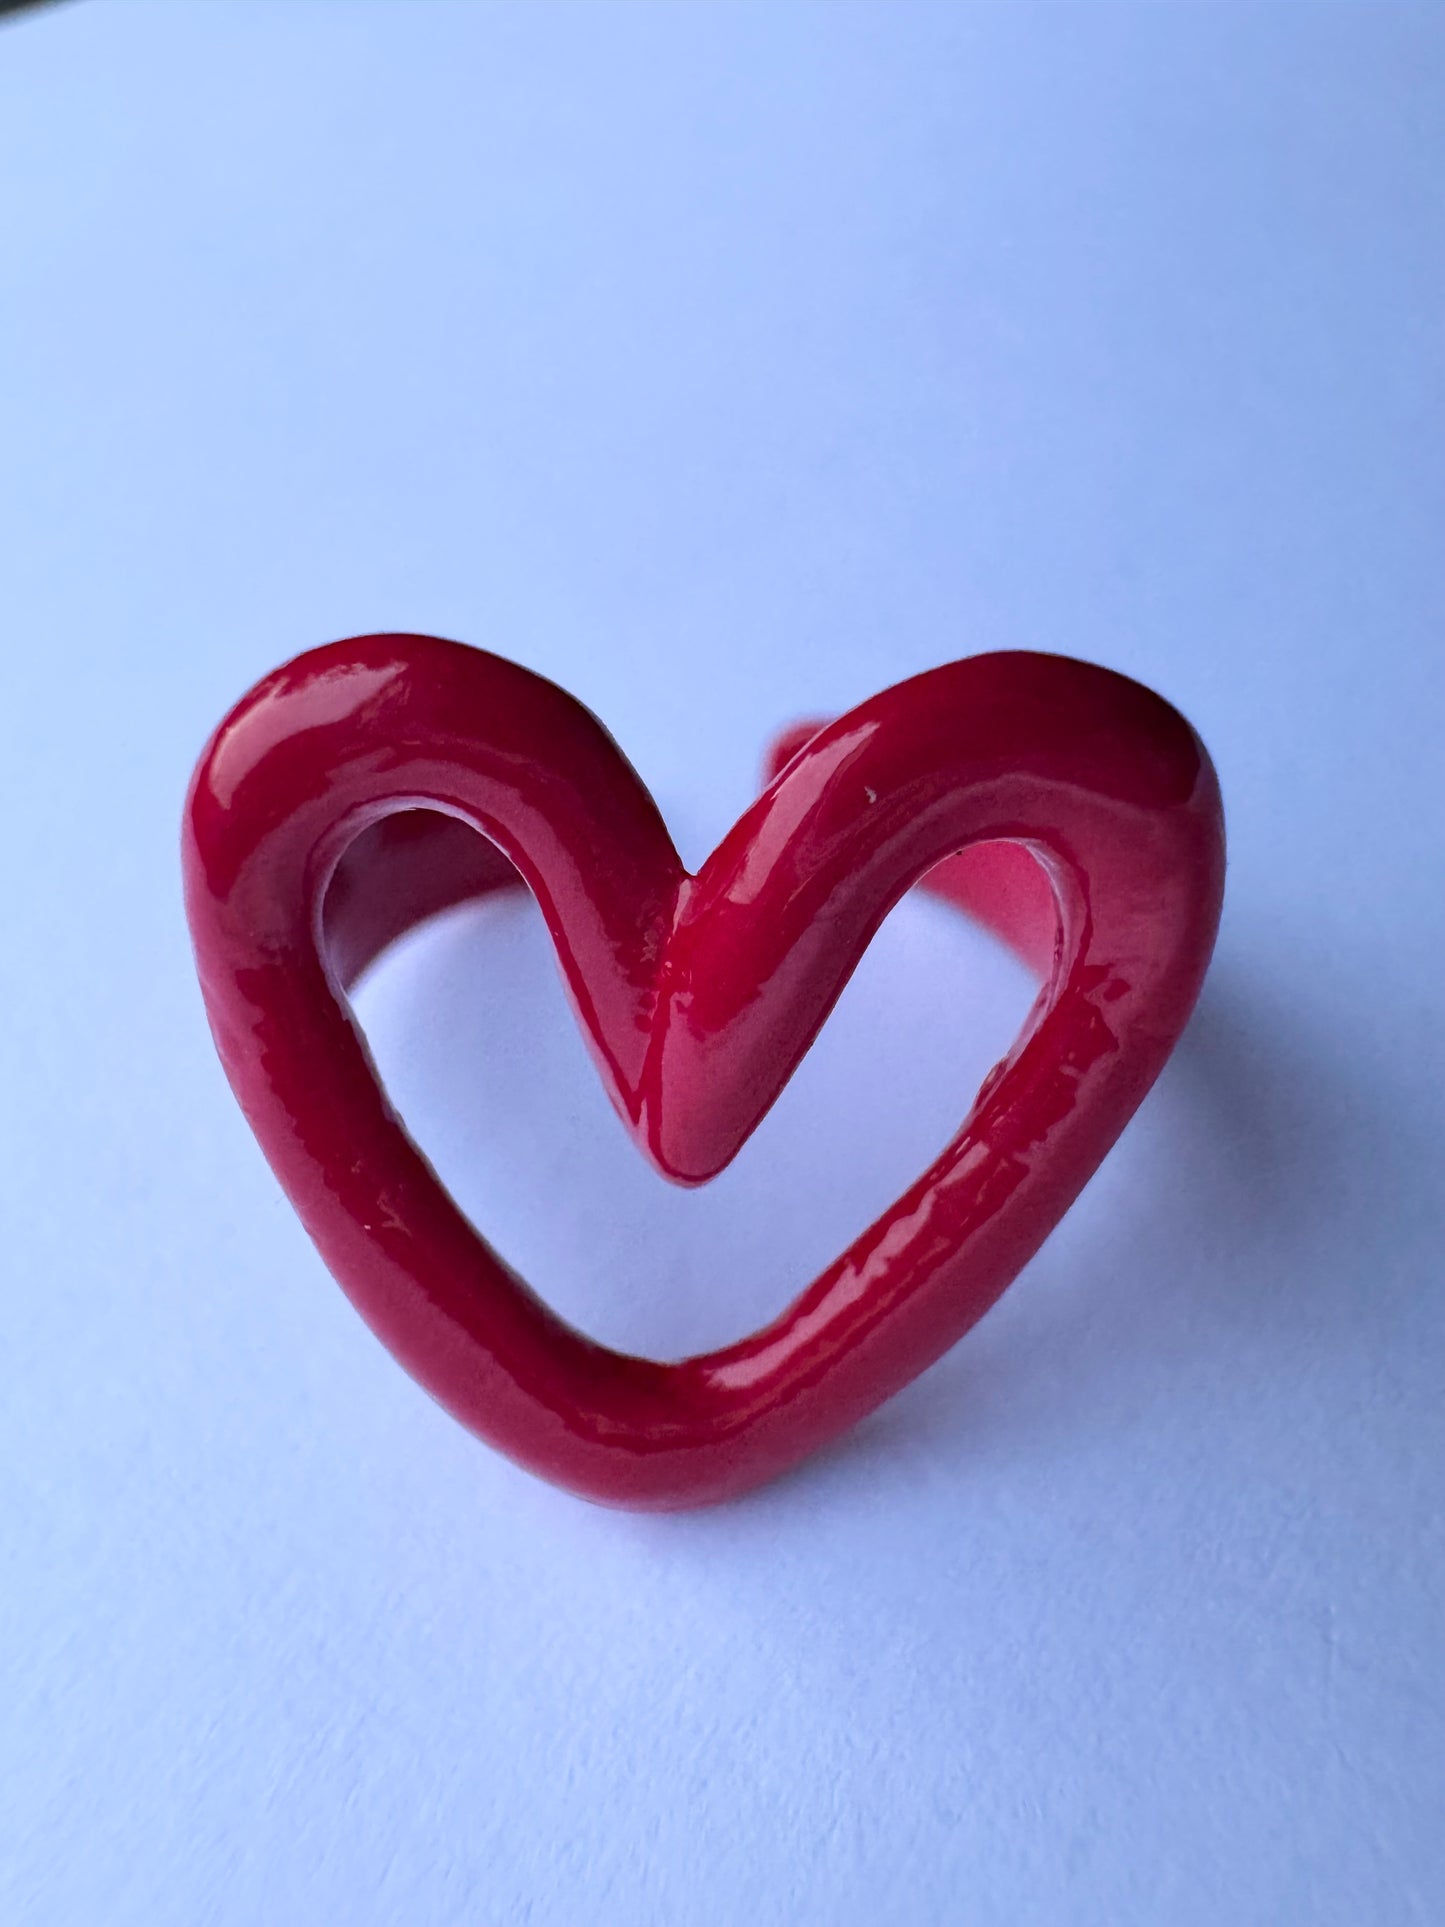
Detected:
left=183, top=636, right=1225, bottom=1509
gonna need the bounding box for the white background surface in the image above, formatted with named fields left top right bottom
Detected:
left=2, top=4, right=1442, bottom=1923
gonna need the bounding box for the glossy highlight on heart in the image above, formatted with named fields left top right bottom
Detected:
left=183, top=637, right=1225, bottom=1509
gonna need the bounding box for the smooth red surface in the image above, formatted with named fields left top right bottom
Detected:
left=183, top=636, right=1225, bottom=1509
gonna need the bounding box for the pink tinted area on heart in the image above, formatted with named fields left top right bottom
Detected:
left=183, top=636, right=1224, bottom=1509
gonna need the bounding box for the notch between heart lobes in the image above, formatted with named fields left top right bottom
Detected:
left=184, top=636, right=1224, bottom=1507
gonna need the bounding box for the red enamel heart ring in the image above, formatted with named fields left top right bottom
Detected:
left=183, top=636, right=1224, bottom=1509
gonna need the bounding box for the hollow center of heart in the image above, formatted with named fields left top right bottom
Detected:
left=347, top=883, right=1034, bottom=1361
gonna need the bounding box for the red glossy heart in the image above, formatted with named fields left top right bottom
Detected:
left=183, top=636, right=1224, bottom=1508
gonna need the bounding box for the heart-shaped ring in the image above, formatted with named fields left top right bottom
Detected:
left=183, top=636, right=1224, bottom=1508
